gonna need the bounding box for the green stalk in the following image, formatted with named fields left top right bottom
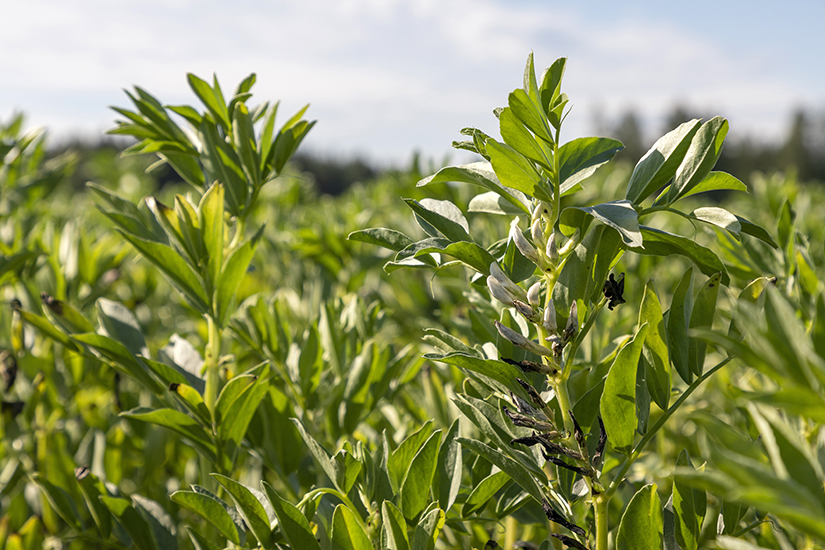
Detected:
left=605, top=357, right=732, bottom=499
left=593, top=494, right=609, bottom=550
left=203, top=315, right=222, bottom=415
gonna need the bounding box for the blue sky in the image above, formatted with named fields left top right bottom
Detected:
left=2, top=0, right=823, bottom=164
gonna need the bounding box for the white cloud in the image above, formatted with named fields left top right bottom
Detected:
left=2, top=0, right=821, bottom=161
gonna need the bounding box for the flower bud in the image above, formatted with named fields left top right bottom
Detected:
left=495, top=321, right=553, bottom=357
left=489, top=262, right=528, bottom=302
left=559, top=229, right=580, bottom=256
left=537, top=201, right=553, bottom=222
left=563, top=302, right=578, bottom=342
left=543, top=299, right=557, bottom=334
left=510, top=218, right=539, bottom=263
left=487, top=276, right=515, bottom=305
left=546, top=232, right=558, bottom=263
left=531, top=218, right=544, bottom=246
left=527, top=281, right=542, bottom=306
left=513, top=300, right=539, bottom=323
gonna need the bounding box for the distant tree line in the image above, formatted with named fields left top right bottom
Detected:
left=46, top=105, right=825, bottom=197
left=601, top=106, right=825, bottom=184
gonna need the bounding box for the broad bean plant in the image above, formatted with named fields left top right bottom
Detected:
left=356, top=54, right=780, bottom=549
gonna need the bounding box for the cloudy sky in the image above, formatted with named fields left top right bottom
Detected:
left=2, top=0, right=823, bottom=164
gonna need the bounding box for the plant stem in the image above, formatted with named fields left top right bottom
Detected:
left=593, top=494, right=609, bottom=550
left=505, top=516, right=518, bottom=550
left=605, top=357, right=732, bottom=499
left=203, top=315, right=222, bottom=415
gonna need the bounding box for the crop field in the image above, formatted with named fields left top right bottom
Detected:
left=1, top=55, right=825, bottom=550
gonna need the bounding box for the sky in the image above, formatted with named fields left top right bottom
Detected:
left=2, top=0, right=823, bottom=165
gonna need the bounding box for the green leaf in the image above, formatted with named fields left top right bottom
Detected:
left=218, top=367, right=270, bottom=451
left=625, top=119, right=701, bottom=204
left=690, top=207, right=741, bottom=237
left=411, top=507, right=445, bottom=550
left=539, top=57, right=566, bottom=116
left=118, top=232, right=209, bottom=313
left=553, top=226, right=613, bottom=329
left=96, top=298, right=148, bottom=357
left=121, top=407, right=216, bottom=462
left=456, top=437, right=545, bottom=503
left=186, top=527, right=221, bottom=550
left=463, top=471, right=511, bottom=516
left=290, top=417, right=340, bottom=490
left=672, top=451, right=706, bottom=550
left=435, top=419, right=463, bottom=513
left=665, top=171, right=747, bottom=202
left=747, top=403, right=824, bottom=501
left=331, top=504, right=371, bottom=550
left=73, top=333, right=164, bottom=394
left=402, top=238, right=497, bottom=275
left=638, top=281, right=670, bottom=411
left=404, top=198, right=472, bottom=242
left=232, top=103, right=262, bottom=191
left=616, top=484, right=663, bottom=550
left=688, top=273, right=722, bottom=376
left=468, top=191, right=528, bottom=216
left=486, top=139, right=552, bottom=202
left=382, top=501, right=410, bottom=550
left=417, top=162, right=530, bottom=215
left=132, top=494, right=177, bottom=550
left=499, top=107, right=552, bottom=169
left=601, top=324, right=648, bottom=453
left=668, top=268, right=694, bottom=384
left=215, top=225, right=263, bottom=326
left=401, top=431, right=442, bottom=521
left=635, top=226, right=729, bottom=286
left=262, top=481, right=321, bottom=550
left=212, top=474, right=271, bottom=547
left=169, top=383, right=210, bottom=426
left=422, top=352, right=532, bottom=405
left=99, top=496, right=155, bottom=550
left=15, top=308, right=79, bottom=352
left=32, top=475, right=83, bottom=531
left=171, top=489, right=242, bottom=545
left=559, top=137, right=624, bottom=191
left=560, top=200, right=642, bottom=248
left=572, top=376, right=606, bottom=431
left=348, top=228, right=415, bottom=251
left=389, top=422, right=435, bottom=490
left=76, top=470, right=112, bottom=539
left=188, top=73, right=230, bottom=130
left=42, top=296, right=95, bottom=334
left=508, top=88, right=554, bottom=143
left=666, top=117, right=728, bottom=204
left=199, top=183, right=225, bottom=291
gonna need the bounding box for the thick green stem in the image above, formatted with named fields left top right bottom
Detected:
left=552, top=375, right=574, bottom=435
left=605, top=357, right=732, bottom=499
left=594, top=494, right=609, bottom=550
left=203, top=315, right=222, bottom=415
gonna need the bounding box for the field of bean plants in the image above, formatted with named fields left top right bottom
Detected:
left=2, top=55, right=825, bottom=550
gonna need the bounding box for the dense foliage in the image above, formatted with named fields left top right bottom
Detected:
left=1, top=55, right=824, bottom=550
